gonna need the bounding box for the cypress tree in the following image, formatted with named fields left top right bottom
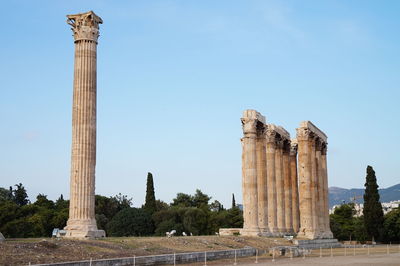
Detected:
left=13, top=183, right=29, bottom=206
left=144, top=172, right=156, bottom=214
left=231, top=193, right=236, bottom=209
left=363, top=165, right=384, bottom=241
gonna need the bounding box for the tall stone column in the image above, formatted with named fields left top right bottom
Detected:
left=297, top=127, right=314, bottom=238
left=290, top=140, right=300, bottom=234
left=275, top=138, right=286, bottom=234
left=266, top=129, right=278, bottom=235
left=316, top=139, right=325, bottom=236
left=309, top=135, right=320, bottom=238
left=241, top=111, right=260, bottom=236
left=283, top=140, right=293, bottom=234
left=322, top=144, right=333, bottom=238
left=64, top=11, right=105, bottom=238
left=256, top=125, right=271, bottom=236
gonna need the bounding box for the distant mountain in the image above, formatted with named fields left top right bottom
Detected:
left=328, top=183, right=400, bottom=207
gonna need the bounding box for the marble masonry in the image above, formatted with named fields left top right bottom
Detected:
left=63, top=11, right=105, bottom=238
left=239, top=110, right=332, bottom=239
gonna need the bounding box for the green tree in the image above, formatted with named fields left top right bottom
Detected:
left=153, top=208, right=185, bottom=236
left=208, top=210, right=229, bottom=233
left=34, top=194, right=55, bottom=209
left=330, top=203, right=356, bottom=241
left=53, top=194, right=69, bottom=229
left=171, top=193, right=193, bottom=207
left=363, top=165, right=384, bottom=241
left=182, top=208, right=208, bottom=235
left=155, top=199, right=169, bottom=211
left=231, top=193, right=236, bottom=209
left=0, top=187, right=13, bottom=202
left=113, top=193, right=132, bottom=209
left=382, top=208, right=400, bottom=243
left=95, top=195, right=119, bottom=219
left=155, top=219, right=184, bottom=236
left=144, top=172, right=157, bottom=214
left=13, top=183, right=29, bottom=206
left=226, top=207, right=243, bottom=228
left=192, top=189, right=211, bottom=209
left=0, top=201, right=19, bottom=236
left=107, top=208, right=153, bottom=236
left=95, top=195, right=119, bottom=230
left=55, top=194, right=69, bottom=210
left=1, top=218, right=35, bottom=238
left=210, top=200, right=223, bottom=212
left=353, top=216, right=368, bottom=243
left=52, top=207, right=69, bottom=229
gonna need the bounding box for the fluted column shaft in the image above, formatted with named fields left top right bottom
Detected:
left=256, top=128, right=270, bottom=234
left=283, top=142, right=293, bottom=234
left=309, top=136, right=320, bottom=238
left=266, top=131, right=278, bottom=234
left=316, top=140, right=325, bottom=235
left=70, top=39, right=97, bottom=221
left=290, top=142, right=300, bottom=234
left=241, top=118, right=259, bottom=235
left=275, top=140, right=286, bottom=234
left=322, top=147, right=333, bottom=238
left=297, top=129, right=314, bottom=238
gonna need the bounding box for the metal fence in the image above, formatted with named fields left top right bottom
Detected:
left=29, top=244, right=400, bottom=266
left=184, top=244, right=400, bottom=265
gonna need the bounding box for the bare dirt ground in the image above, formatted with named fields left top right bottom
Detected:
left=0, top=236, right=290, bottom=265
left=200, top=253, right=400, bottom=266
left=184, top=245, right=400, bottom=266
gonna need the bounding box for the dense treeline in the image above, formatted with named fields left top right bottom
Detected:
left=329, top=166, right=399, bottom=243
left=1, top=167, right=398, bottom=241
left=330, top=203, right=400, bottom=243
left=0, top=175, right=243, bottom=238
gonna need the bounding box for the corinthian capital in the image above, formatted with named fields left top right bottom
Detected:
left=67, top=11, right=103, bottom=42
left=290, top=139, right=298, bottom=156
left=321, top=142, right=328, bottom=155
left=282, top=139, right=291, bottom=153
left=296, top=127, right=311, bottom=141
left=265, top=129, right=277, bottom=143
left=315, top=138, right=324, bottom=151
left=241, top=118, right=257, bottom=135
left=275, top=137, right=284, bottom=149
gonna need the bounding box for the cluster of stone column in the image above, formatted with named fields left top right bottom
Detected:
left=241, top=110, right=332, bottom=239
left=241, top=110, right=300, bottom=237
left=296, top=121, right=333, bottom=239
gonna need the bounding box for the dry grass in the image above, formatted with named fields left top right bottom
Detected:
left=0, top=235, right=292, bottom=265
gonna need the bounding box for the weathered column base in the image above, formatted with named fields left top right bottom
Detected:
left=267, top=226, right=280, bottom=236
left=259, top=229, right=274, bottom=237
left=64, top=219, right=106, bottom=239
left=320, top=230, right=334, bottom=239
left=278, top=228, right=289, bottom=235
left=64, top=229, right=106, bottom=239
left=240, top=228, right=261, bottom=236
left=297, top=228, right=321, bottom=239
left=285, top=228, right=295, bottom=235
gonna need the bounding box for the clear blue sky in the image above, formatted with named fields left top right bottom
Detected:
left=1, top=1, right=399, bottom=207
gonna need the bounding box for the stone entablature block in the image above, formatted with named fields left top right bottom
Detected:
left=299, top=121, right=327, bottom=142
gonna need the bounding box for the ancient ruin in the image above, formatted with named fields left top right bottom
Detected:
left=64, top=11, right=105, bottom=238
left=239, top=110, right=332, bottom=239
left=297, top=121, right=333, bottom=239
left=60, top=10, right=332, bottom=240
